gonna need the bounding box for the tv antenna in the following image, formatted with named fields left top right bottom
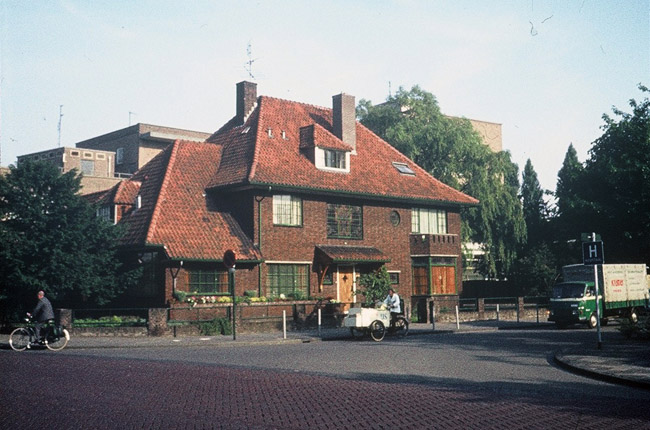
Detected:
left=57, top=105, right=64, bottom=147
left=245, top=42, right=257, bottom=79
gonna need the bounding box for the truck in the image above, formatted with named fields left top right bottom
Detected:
left=548, top=264, right=649, bottom=328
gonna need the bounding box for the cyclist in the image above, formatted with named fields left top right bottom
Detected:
left=383, top=288, right=401, bottom=328
left=28, top=290, right=54, bottom=345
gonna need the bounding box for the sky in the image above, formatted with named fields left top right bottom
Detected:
left=1, top=0, right=648, bottom=193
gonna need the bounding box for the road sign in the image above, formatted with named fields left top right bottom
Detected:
left=223, top=250, right=236, bottom=269
left=582, top=241, right=604, bottom=265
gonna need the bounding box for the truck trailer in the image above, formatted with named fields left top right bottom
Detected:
left=548, top=264, right=649, bottom=328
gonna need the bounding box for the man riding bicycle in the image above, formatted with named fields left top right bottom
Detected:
left=383, top=288, right=401, bottom=328
left=28, top=290, right=54, bottom=345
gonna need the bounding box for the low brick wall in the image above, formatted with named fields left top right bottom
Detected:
left=54, top=298, right=549, bottom=337
left=70, top=326, right=149, bottom=337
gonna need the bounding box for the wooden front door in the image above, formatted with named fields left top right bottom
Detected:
left=338, top=266, right=356, bottom=306
left=431, top=265, right=456, bottom=295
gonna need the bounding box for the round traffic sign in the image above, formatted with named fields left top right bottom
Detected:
left=223, top=250, right=236, bottom=269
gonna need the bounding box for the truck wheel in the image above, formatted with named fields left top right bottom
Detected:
left=629, top=308, right=638, bottom=324
left=587, top=313, right=598, bottom=329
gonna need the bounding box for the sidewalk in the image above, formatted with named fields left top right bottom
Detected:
left=3, top=321, right=648, bottom=390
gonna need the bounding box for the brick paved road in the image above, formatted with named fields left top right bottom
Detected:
left=1, top=352, right=649, bottom=429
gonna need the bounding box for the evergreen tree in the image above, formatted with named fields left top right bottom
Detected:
left=520, top=159, right=546, bottom=247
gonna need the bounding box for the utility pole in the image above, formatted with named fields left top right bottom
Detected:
left=57, top=105, right=64, bottom=147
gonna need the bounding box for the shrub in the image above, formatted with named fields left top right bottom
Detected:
left=358, top=267, right=392, bottom=306
left=198, top=318, right=232, bottom=336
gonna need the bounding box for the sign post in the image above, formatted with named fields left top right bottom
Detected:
left=223, top=250, right=236, bottom=340
left=582, top=234, right=604, bottom=349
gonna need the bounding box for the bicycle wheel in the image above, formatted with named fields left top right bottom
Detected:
left=369, top=320, right=385, bottom=342
left=394, top=316, right=409, bottom=338
left=45, top=327, right=69, bottom=351
left=9, top=328, right=31, bottom=351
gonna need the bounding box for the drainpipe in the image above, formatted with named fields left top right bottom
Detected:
left=255, top=194, right=266, bottom=297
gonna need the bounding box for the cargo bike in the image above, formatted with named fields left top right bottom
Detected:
left=343, top=306, right=409, bottom=341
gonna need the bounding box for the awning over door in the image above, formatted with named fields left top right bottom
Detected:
left=315, top=245, right=391, bottom=265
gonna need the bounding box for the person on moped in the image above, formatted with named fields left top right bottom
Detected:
left=28, top=290, right=54, bottom=345
left=383, top=288, right=401, bottom=327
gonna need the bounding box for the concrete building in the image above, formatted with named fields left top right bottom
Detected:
left=16, top=147, right=123, bottom=195
left=75, top=123, right=212, bottom=175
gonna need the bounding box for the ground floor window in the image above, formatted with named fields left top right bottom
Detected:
left=189, top=269, right=229, bottom=294
left=412, top=257, right=456, bottom=295
left=267, top=264, right=310, bottom=298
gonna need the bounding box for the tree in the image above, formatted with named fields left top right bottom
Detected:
left=510, top=243, right=558, bottom=296
left=358, top=267, right=391, bottom=306
left=555, top=144, right=585, bottom=220
left=520, top=159, right=547, bottom=247
left=549, top=144, right=586, bottom=265
left=0, top=160, right=133, bottom=317
left=358, top=86, right=526, bottom=278
left=571, top=84, right=650, bottom=264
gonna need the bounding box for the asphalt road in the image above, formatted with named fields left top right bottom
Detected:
left=1, top=327, right=649, bottom=429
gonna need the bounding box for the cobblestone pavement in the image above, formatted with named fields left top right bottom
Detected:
left=2, top=348, right=650, bottom=430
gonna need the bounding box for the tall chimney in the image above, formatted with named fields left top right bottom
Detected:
left=332, top=93, right=356, bottom=151
left=236, top=81, right=257, bottom=125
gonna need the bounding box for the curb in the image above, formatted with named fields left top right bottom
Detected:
left=553, top=350, right=650, bottom=391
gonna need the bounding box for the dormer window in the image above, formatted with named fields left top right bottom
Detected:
left=324, top=149, right=346, bottom=169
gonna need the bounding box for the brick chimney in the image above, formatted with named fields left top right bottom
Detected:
left=332, top=93, right=356, bottom=151
left=236, top=81, right=257, bottom=125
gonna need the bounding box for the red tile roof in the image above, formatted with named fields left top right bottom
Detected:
left=208, top=96, right=478, bottom=207
left=110, top=89, right=477, bottom=263
left=115, top=141, right=261, bottom=262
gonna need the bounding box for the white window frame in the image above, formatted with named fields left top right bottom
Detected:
left=314, top=147, right=350, bottom=173
left=411, top=208, right=447, bottom=234
left=273, top=195, right=302, bottom=226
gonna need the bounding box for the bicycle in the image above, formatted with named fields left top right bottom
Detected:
left=9, top=315, right=70, bottom=351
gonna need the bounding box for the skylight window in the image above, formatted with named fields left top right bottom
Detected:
left=392, top=162, right=415, bottom=176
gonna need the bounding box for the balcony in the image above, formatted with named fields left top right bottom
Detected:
left=410, top=233, right=459, bottom=255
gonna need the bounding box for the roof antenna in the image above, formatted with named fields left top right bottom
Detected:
left=57, top=105, right=64, bottom=147
left=245, top=41, right=257, bottom=80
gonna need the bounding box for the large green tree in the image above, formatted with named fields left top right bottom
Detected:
left=0, top=160, right=132, bottom=317
left=550, top=144, right=586, bottom=265
left=578, top=85, right=650, bottom=264
left=358, top=85, right=526, bottom=278
left=512, top=159, right=558, bottom=295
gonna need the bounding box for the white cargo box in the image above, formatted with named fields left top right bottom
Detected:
left=343, top=307, right=391, bottom=328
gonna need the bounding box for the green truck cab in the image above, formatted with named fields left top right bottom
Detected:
left=548, top=282, right=602, bottom=328
left=548, top=264, right=649, bottom=329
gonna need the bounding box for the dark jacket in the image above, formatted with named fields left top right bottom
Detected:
left=33, top=297, right=55, bottom=322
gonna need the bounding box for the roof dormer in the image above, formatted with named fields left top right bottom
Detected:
left=299, top=123, right=352, bottom=173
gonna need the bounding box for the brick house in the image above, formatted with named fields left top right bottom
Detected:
left=90, top=82, right=477, bottom=318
